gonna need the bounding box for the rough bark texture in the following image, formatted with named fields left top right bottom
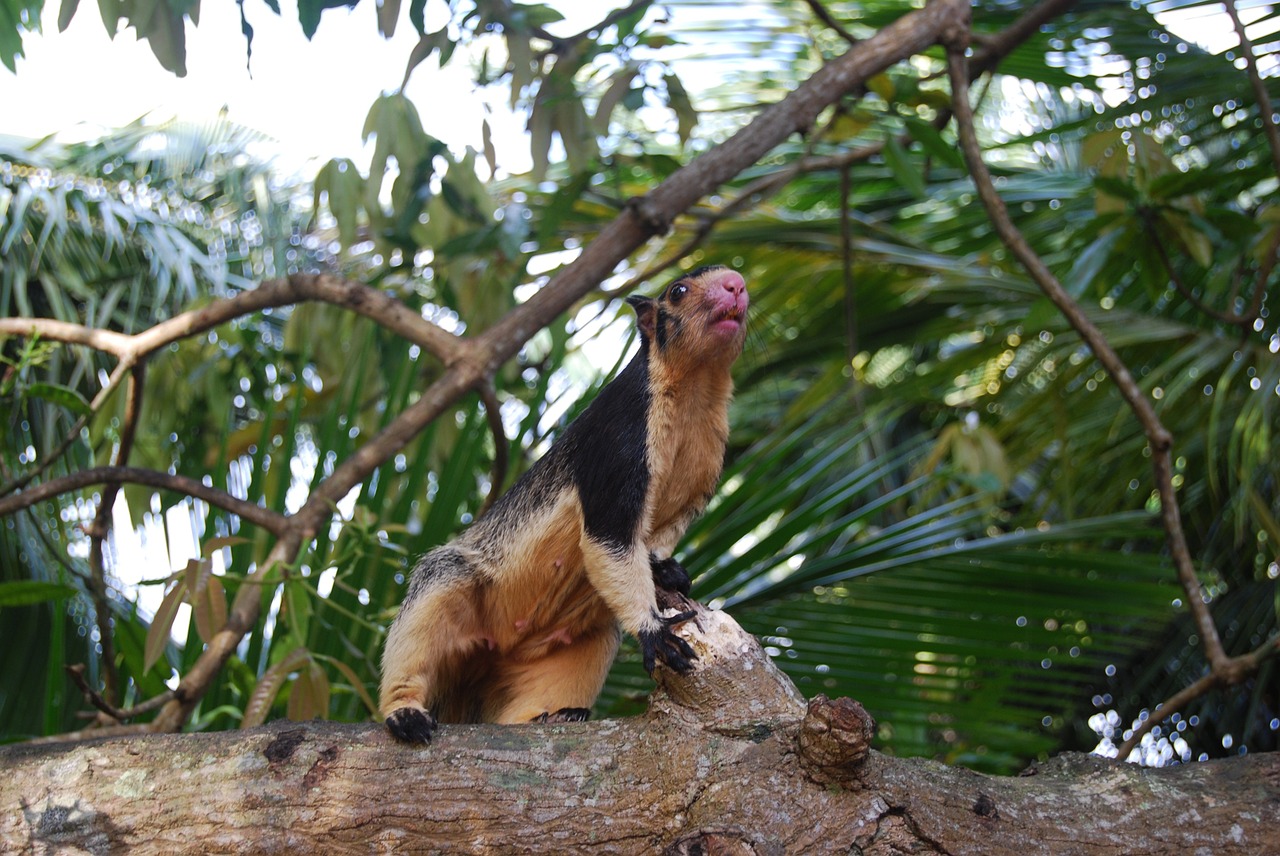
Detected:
left=4, top=602, right=1278, bottom=855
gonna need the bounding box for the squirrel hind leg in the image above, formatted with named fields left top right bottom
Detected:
left=489, top=627, right=619, bottom=724
left=380, top=565, right=484, bottom=734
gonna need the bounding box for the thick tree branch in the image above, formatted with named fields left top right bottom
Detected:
left=3, top=614, right=1277, bottom=854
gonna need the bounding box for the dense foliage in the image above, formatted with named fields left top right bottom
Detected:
left=1, top=0, right=1277, bottom=773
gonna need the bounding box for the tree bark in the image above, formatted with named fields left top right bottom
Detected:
left=4, top=601, right=1277, bottom=855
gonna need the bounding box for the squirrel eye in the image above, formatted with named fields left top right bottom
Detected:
left=669, top=283, right=689, bottom=302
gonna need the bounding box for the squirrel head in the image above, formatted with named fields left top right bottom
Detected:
left=625, top=265, right=748, bottom=368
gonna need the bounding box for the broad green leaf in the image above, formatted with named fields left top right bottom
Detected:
left=25, top=382, right=92, bottom=416
left=883, top=134, right=926, bottom=199
left=664, top=71, right=697, bottom=144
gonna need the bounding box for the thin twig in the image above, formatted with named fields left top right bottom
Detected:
left=66, top=664, right=175, bottom=723
left=1225, top=0, right=1280, bottom=180
left=83, top=362, right=147, bottom=706
left=945, top=45, right=1229, bottom=672
left=0, top=466, right=289, bottom=534
left=1116, top=634, right=1280, bottom=759
left=1142, top=213, right=1258, bottom=331
left=805, top=0, right=859, bottom=46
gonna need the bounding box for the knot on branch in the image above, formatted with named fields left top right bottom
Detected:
left=796, top=694, right=875, bottom=786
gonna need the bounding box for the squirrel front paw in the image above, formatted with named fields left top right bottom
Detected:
left=651, top=555, right=692, bottom=595
left=638, top=610, right=698, bottom=674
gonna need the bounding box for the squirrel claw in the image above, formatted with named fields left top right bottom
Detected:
left=639, top=612, right=699, bottom=675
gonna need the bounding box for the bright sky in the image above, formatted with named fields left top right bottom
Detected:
left=2, top=0, right=530, bottom=171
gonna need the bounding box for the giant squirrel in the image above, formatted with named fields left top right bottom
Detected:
left=380, top=265, right=749, bottom=742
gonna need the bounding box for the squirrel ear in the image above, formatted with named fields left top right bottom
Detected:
left=626, top=295, right=657, bottom=341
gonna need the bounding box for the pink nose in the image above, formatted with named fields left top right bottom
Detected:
left=716, top=270, right=746, bottom=298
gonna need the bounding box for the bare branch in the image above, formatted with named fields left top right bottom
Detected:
left=805, top=0, right=859, bottom=47
left=0, top=466, right=289, bottom=534
left=133, top=274, right=461, bottom=364
left=1116, top=634, right=1280, bottom=760
left=84, top=362, right=148, bottom=706
left=0, top=275, right=461, bottom=496
left=1225, top=0, right=1280, bottom=180
left=944, top=43, right=1230, bottom=674
left=0, top=318, right=132, bottom=356
left=0, top=275, right=460, bottom=365
left=66, top=664, right=175, bottom=724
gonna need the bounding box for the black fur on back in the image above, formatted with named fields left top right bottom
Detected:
left=463, top=340, right=653, bottom=560
left=560, top=347, right=652, bottom=553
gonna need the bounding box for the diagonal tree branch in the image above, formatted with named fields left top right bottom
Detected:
left=1225, top=0, right=1280, bottom=180
left=943, top=28, right=1277, bottom=764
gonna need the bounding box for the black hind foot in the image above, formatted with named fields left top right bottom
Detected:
left=532, top=707, right=592, bottom=723
left=386, top=707, right=438, bottom=743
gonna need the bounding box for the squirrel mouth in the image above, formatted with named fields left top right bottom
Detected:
left=710, top=306, right=745, bottom=333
